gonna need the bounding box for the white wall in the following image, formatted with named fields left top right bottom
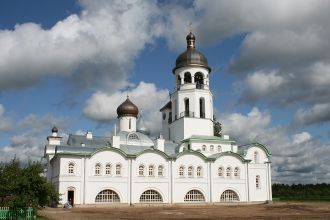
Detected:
left=169, top=118, right=213, bottom=143
left=119, top=116, right=137, bottom=132
left=51, top=147, right=271, bottom=204
left=212, top=155, right=247, bottom=202
left=132, top=152, right=170, bottom=203
left=172, top=153, right=209, bottom=203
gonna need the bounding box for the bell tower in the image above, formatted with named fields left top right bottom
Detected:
left=160, top=32, right=214, bottom=143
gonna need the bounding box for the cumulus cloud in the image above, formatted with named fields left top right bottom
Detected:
left=167, top=0, right=330, bottom=129
left=219, top=107, right=271, bottom=143
left=237, top=70, right=286, bottom=102
left=84, top=81, right=169, bottom=134
left=0, top=0, right=163, bottom=91
left=218, top=108, right=330, bottom=184
left=0, top=113, right=69, bottom=162
left=293, top=103, right=330, bottom=128
left=0, top=104, right=13, bottom=131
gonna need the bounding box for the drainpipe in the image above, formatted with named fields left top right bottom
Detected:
left=83, top=154, right=86, bottom=204
left=209, top=162, right=212, bottom=203
left=267, top=162, right=272, bottom=201
left=170, top=160, right=173, bottom=204
left=246, top=162, right=250, bottom=202
left=130, top=158, right=133, bottom=205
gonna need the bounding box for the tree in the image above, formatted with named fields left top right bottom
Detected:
left=0, top=158, right=59, bottom=212
left=213, top=115, right=222, bottom=137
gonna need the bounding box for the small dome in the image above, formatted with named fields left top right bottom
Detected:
left=52, top=126, right=58, bottom=133
left=117, top=97, right=139, bottom=118
left=173, top=32, right=211, bottom=73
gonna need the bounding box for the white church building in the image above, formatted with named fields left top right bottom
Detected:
left=44, top=32, right=272, bottom=206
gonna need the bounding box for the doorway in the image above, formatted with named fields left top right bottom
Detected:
left=68, top=190, right=74, bottom=206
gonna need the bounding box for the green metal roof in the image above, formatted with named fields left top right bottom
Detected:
left=181, top=135, right=236, bottom=144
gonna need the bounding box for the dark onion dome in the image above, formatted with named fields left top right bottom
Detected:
left=173, top=32, right=211, bottom=73
left=117, top=97, right=139, bottom=118
left=52, top=126, right=58, bottom=133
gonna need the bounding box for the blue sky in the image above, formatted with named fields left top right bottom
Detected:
left=0, top=0, right=329, bottom=184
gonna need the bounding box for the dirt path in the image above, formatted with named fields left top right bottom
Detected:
left=38, top=202, right=330, bottom=219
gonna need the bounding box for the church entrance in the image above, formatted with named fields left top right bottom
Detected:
left=68, top=190, right=74, bottom=206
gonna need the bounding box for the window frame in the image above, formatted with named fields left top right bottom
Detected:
left=256, top=175, right=261, bottom=189
left=95, top=163, right=101, bottom=176
left=184, top=190, right=205, bottom=202
left=115, top=164, right=122, bottom=176
left=188, top=166, right=194, bottom=178
left=105, top=163, right=111, bottom=175
left=148, top=165, right=155, bottom=177
left=158, top=165, right=164, bottom=177
left=234, top=167, right=240, bottom=178
left=138, top=164, right=145, bottom=176
left=95, top=189, right=120, bottom=203
left=226, top=167, right=231, bottom=178
left=196, top=166, right=202, bottom=177
left=139, top=190, right=163, bottom=203
left=218, top=166, right=224, bottom=177
left=179, top=166, right=185, bottom=177
left=68, top=162, right=75, bottom=175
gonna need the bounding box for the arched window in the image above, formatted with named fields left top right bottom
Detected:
left=220, top=190, right=239, bottom=202
left=95, top=189, right=120, bottom=203
left=128, top=133, right=139, bottom=140
left=139, top=190, right=163, bottom=203
left=188, top=166, right=193, bottom=177
left=226, top=167, right=231, bottom=177
left=158, top=165, right=164, bottom=177
left=68, top=162, right=75, bottom=174
left=197, top=166, right=202, bottom=177
left=256, top=175, right=261, bottom=189
left=138, top=165, right=144, bottom=176
left=184, top=72, right=192, bottom=83
left=184, top=98, right=189, bottom=115
left=217, top=145, right=222, bottom=152
left=95, top=163, right=101, bottom=175
left=202, top=145, right=206, bottom=151
left=199, top=98, right=205, bottom=118
left=210, top=145, right=214, bottom=152
left=194, top=72, right=204, bottom=88
left=179, top=166, right=184, bottom=177
left=148, top=165, right=155, bottom=177
left=234, top=167, right=240, bottom=178
left=218, top=167, right=224, bottom=177
left=254, top=151, right=259, bottom=163
left=105, top=163, right=111, bottom=175
left=116, top=164, right=121, bottom=176
left=184, top=190, right=205, bottom=202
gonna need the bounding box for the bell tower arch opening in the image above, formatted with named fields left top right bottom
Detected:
left=184, top=72, right=192, bottom=84
left=195, top=72, right=204, bottom=89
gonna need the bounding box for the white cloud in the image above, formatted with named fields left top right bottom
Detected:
left=219, top=107, right=271, bottom=143
left=84, top=81, right=169, bottom=134
left=218, top=107, right=330, bottom=184
left=293, top=103, right=330, bottom=128
left=239, top=70, right=286, bottom=102
left=0, top=0, right=163, bottom=91
left=0, top=104, right=13, bottom=131
left=18, top=113, right=69, bottom=133
left=0, top=113, right=69, bottom=162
